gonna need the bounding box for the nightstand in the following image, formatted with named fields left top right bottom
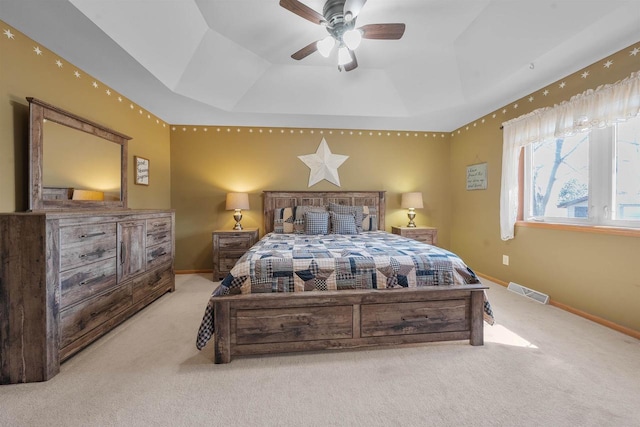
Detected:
left=212, top=228, right=259, bottom=281
left=391, top=226, right=438, bottom=246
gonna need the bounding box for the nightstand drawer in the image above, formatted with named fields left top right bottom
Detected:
left=219, top=253, right=245, bottom=272
left=218, top=233, right=255, bottom=250
left=391, top=226, right=438, bottom=246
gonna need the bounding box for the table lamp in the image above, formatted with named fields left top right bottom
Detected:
left=226, top=192, right=249, bottom=230
left=401, top=192, right=424, bottom=227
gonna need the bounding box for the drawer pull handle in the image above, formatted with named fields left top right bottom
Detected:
left=79, top=273, right=105, bottom=286
left=401, top=316, right=429, bottom=322
left=120, top=242, right=126, bottom=265
left=80, top=232, right=106, bottom=239
left=153, top=223, right=165, bottom=228
left=79, top=249, right=104, bottom=260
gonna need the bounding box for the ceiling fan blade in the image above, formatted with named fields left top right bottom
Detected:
left=291, top=41, right=319, bottom=60
left=279, top=0, right=325, bottom=25
left=359, top=23, right=406, bottom=40
left=344, top=0, right=367, bottom=19
left=344, top=50, right=358, bottom=72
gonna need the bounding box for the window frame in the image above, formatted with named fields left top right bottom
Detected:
left=521, top=118, right=640, bottom=230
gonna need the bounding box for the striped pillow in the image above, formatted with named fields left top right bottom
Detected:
left=329, top=211, right=358, bottom=235
left=304, top=211, right=330, bottom=235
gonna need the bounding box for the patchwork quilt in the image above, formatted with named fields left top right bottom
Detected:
left=196, top=231, right=494, bottom=350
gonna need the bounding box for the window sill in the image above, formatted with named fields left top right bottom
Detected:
left=516, top=221, right=640, bottom=238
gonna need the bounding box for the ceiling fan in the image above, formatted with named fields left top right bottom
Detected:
left=279, top=0, right=406, bottom=72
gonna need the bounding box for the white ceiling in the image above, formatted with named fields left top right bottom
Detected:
left=2, top=0, right=639, bottom=131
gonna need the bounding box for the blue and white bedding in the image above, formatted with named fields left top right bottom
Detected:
left=196, top=231, right=494, bottom=350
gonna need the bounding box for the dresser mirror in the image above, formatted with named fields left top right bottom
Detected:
left=28, top=97, right=131, bottom=210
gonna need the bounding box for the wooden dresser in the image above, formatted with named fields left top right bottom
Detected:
left=0, top=209, right=175, bottom=384
left=212, top=228, right=259, bottom=281
left=391, top=226, right=438, bottom=246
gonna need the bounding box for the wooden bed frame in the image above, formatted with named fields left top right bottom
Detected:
left=213, top=191, right=486, bottom=363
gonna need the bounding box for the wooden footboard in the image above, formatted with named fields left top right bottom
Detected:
left=213, top=285, right=487, bottom=363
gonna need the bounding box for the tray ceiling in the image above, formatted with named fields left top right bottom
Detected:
left=2, top=0, right=639, bottom=131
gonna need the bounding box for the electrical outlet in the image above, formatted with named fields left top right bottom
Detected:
left=503, top=255, right=509, bottom=266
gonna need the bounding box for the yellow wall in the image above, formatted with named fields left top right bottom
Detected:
left=449, top=42, right=640, bottom=332
left=170, top=127, right=452, bottom=270
left=0, top=21, right=171, bottom=212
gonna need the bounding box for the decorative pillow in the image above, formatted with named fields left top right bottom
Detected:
left=361, top=206, right=378, bottom=231
left=273, top=207, right=294, bottom=233
left=329, top=211, right=358, bottom=235
left=305, top=211, right=330, bottom=235
left=293, top=206, right=327, bottom=234
left=328, top=202, right=363, bottom=233
left=273, top=208, right=295, bottom=234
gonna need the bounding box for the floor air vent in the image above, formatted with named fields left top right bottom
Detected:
left=507, top=282, right=549, bottom=304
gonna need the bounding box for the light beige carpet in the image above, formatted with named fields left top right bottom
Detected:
left=1, top=274, right=638, bottom=427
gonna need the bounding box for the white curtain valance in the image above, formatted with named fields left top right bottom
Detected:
left=500, top=71, right=640, bottom=240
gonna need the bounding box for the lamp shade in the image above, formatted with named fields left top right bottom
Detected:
left=225, top=192, right=249, bottom=210
left=401, top=192, right=424, bottom=209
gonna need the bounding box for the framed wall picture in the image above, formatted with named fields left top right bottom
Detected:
left=466, top=162, right=487, bottom=190
left=134, top=156, right=149, bottom=186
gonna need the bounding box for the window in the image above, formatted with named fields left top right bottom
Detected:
left=523, top=115, right=640, bottom=227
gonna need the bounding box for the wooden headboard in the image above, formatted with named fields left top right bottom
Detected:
left=263, top=191, right=386, bottom=233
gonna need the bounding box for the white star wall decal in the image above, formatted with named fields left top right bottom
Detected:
left=33, top=46, right=42, bottom=55
left=298, top=138, right=348, bottom=187
left=4, top=29, right=15, bottom=39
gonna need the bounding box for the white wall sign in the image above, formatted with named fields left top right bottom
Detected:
left=466, top=162, right=487, bottom=190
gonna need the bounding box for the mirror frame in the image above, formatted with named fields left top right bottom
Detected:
left=27, top=97, right=131, bottom=211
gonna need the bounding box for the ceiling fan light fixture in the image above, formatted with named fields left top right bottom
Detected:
left=343, top=29, right=362, bottom=50
left=317, top=36, right=336, bottom=58
left=337, top=46, right=351, bottom=65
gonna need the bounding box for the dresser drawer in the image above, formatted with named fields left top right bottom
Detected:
left=60, top=223, right=117, bottom=247
left=360, top=299, right=468, bottom=337
left=60, top=230, right=117, bottom=272
left=60, top=257, right=118, bottom=308
left=146, top=217, right=172, bottom=247
left=146, top=228, right=171, bottom=247
left=146, top=241, right=172, bottom=270
left=146, top=217, right=171, bottom=235
left=132, top=265, right=173, bottom=304
left=60, top=283, right=132, bottom=349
